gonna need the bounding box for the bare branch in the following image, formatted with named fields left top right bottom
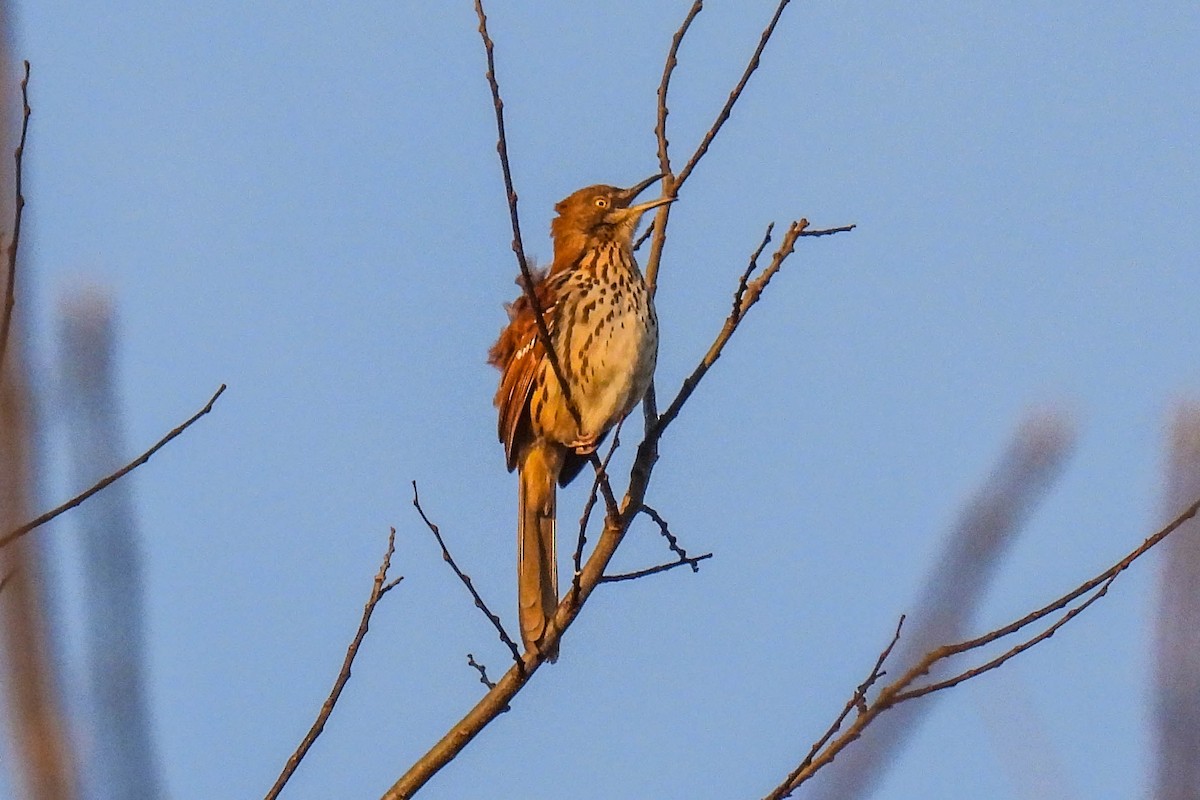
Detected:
left=634, top=0, right=795, bottom=253
left=639, top=503, right=698, bottom=565
left=0, top=567, right=13, bottom=594
left=641, top=0, right=702, bottom=289
left=0, top=60, right=30, bottom=375
left=805, top=410, right=1073, bottom=799
left=765, top=493, right=1200, bottom=797
left=599, top=552, right=712, bottom=583
left=411, top=481, right=522, bottom=666
left=800, top=224, right=857, bottom=238
left=771, top=617, right=906, bottom=797
left=571, top=427, right=622, bottom=601
left=474, top=0, right=580, bottom=426
left=0, top=384, right=227, bottom=549
left=655, top=1, right=702, bottom=176
left=676, top=0, right=791, bottom=190
left=466, top=654, right=498, bottom=692
left=655, top=219, right=813, bottom=439
left=266, top=528, right=402, bottom=800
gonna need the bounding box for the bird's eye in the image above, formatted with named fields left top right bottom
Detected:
left=594, top=197, right=609, bottom=208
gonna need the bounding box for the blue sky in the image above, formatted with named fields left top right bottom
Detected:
left=11, top=2, right=1200, bottom=798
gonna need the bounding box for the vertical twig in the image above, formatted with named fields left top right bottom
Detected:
left=0, top=60, right=30, bottom=374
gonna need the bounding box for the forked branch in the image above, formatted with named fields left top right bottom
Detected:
left=764, top=494, right=1200, bottom=798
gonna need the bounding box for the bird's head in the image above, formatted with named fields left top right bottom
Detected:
left=550, top=174, right=675, bottom=256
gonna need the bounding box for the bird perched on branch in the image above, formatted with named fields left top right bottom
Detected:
left=489, top=174, right=674, bottom=660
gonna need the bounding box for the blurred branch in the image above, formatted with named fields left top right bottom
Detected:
left=0, top=384, right=226, bottom=549
left=266, top=528, right=402, bottom=800
left=0, top=60, right=28, bottom=374
left=764, top=488, right=1200, bottom=798
left=412, top=481, right=522, bottom=666
left=805, top=410, right=1075, bottom=800
left=59, top=289, right=164, bottom=799
left=1153, top=403, right=1200, bottom=800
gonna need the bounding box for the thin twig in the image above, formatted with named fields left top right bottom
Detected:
left=571, top=427, right=623, bottom=601
left=265, top=529, right=402, bottom=800
left=641, top=0, right=703, bottom=287
left=655, top=0, right=702, bottom=176
left=800, top=224, right=857, bottom=238
left=0, top=568, right=14, bottom=595
left=600, top=552, right=713, bottom=583
left=894, top=578, right=1113, bottom=702
left=411, top=481, right=522, bottom=666
left=466, top=654, right=497, bottom=691
left=676, top=0, right=790, bottom=191
left=733, top=223, right=774, bottom=321
left=0, top=384, right=226, bottom=549
left=0, top=60, right=31, bottom=374
left=633, top=0, right=792, bottom=251
left=474, top=0, right=581, bottom=427
left=772, top=617, right=905, bottom=796
left=655, top=219, right=811, bottom=440
left=639, top=504, right=693, bottom=563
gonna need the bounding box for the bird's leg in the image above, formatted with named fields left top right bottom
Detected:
left=566, top=434, right=601, bottom=456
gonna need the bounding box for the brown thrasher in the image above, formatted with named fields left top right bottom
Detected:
left=488, top=174, right=674, bottom=659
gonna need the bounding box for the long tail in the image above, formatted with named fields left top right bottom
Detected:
left=517, top=441, right=562, bottom=661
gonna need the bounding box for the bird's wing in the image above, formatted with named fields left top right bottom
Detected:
left=489, top=278, right=559, bottom=471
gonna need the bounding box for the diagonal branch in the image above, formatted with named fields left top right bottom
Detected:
left=656, top=218, right=812, bottom=439
left=384, top=219, right=847, bottom=798
left=600, top=552, right=712, bottom=583
left=0, top=60, right=31, bottom=374
left=0, top=384, right=226, bottom=549
left=764, top=494, right=1200, bottom=798
left=411, top=481, right=522, bottom=666
left=676, top=0, right=791, bottom=191
left=474, top=0, right=580, bottom=426
left=266, top=528, right=402, bottom=800
left=600, top=504, right=712, bottom=583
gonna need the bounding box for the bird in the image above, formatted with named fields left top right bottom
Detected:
left=488, top=173, right=674, bottom=660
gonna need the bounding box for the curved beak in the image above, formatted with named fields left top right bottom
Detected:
left=619, top=173, right=676, bottom=215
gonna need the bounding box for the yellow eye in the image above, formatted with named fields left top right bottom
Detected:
left=594, top=197, right=609, bottom=208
